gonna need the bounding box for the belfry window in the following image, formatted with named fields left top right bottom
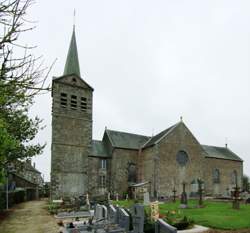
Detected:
left=99, top=175, right=106, bottom=188
left=213, top=169, right=220, bottom=184
left=81, top=97, right=87, bottom=112
left=60, top=93, right=67, bottom=108
left=70, top=95, right=77, bottom=110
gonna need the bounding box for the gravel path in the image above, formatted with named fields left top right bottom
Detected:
left=0, top=199, right=58, bottom=233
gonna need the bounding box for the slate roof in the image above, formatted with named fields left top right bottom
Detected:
left=90, top=140, right=110, bottom=157
left=105, top=129, right=150, bottom=150
left=63, top=26, right=81, bottom=77
left=143, top=122, right=179, bottom=148
left=89, top=123, right=243, bottom=162
left=202, top=145, right=243, bottom=162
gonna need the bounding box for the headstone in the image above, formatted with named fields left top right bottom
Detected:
left=155, top=219, right=177, bottom=233
left=108, top=192, right=111, bottom=202
left=118, top=208, right=130, bottom=231
left=95, top=204, right=103, bottom=221
left=102, top=205, right=108, bottom=219
left=131, top=204, right=145, bottom=233
left=116, top=193, right=119, bottom=201
left=150, top=201, right=159, bottom=222
left=143, top=192, right=150, bottom=205
left=108, top=204, right=118, bottom=224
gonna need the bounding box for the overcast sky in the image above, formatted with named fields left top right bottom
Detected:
left=24, top=0, right=250, bottom=181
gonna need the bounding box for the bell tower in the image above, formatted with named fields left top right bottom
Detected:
left=50, top=27, right=93, bottom=199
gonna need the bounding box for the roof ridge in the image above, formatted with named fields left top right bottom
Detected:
left=105, top=129, right=115, bottom=147
left=106, top=129, right=149, bottom=138
left=154, top=122, right=180, bottom=144
left=142, top=121, right=180, bottom=148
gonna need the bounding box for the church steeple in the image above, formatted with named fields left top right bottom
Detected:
left=63, top=26, right=81, bottom=77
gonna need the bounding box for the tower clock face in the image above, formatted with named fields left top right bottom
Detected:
left=176, top=150, right=189, bottom=166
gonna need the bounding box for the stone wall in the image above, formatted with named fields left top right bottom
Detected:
left=88, top=156, right=111, bottom=196
left=110, top=148, right=138, bottom=195
left=142, top=123, right=206, bottom=197
left=204, top=157, right=243, bottom=196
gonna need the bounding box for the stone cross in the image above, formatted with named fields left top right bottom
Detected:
left=198, top=179, right=204, bottom=206
left=172, top=187, right=177, bottom=203
left=107, top=192, right=110, bottom=202
left=180, top=182, right=188, bottom=208
left=86, top=193, right=90, bottom=210
left=232, top=184, right=240, bottom=209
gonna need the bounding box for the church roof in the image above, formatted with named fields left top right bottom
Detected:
left=63, top=26, right=81, bottom=77
left=105, top=129, right=150, bottom=150
left=143, top=122, right=180, bottom=148
left=202, top=145, right=243, bottom=162
left=90, top=140, right=110, bottom=157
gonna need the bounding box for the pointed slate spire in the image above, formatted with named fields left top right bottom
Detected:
left=63, top=26, right=81, bottom=77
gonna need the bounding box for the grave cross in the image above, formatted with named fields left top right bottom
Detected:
left=172, top=187, right=177, bottom=203
left=232, top=184, right=240, bottom=209
left=197, top=179, right=204, bottom=206
left=180, top=182, right=188, bottom=205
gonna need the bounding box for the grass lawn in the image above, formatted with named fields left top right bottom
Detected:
left=112, top=200, right=250, bottom=230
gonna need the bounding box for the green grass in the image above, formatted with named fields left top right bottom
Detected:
left=112, top=200, right=250, bottom=230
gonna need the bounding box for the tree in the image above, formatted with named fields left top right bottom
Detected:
left=0, top=0, right=51, bottom=178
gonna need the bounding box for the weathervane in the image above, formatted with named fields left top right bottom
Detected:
left=73, top=9, right=76, bottom=28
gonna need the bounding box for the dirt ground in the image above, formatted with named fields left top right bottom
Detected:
left=0, top=199, right=58, bottom=233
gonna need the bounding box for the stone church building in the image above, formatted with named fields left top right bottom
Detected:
left=50, top=28, right=243, bottom=199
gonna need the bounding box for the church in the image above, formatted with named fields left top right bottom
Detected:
left=50, top=27, right=243, bottom=200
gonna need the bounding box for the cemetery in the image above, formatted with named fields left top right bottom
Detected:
left=49, top=187, right=250, bottom=233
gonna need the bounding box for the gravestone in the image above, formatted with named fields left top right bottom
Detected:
left=95, top=204, right=103, bottom=221
left=109, top=204, right=118, bottom=224
left=131, top=204, right=144, bottom=233
left=155, top=219, right=177, bottom=233
left=143, top=192, right=150, bottom=205
left=102, top=205, right=108, bottom=219
left=118, top=208, right=130, bottom=231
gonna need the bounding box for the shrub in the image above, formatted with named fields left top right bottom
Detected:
left=48, top=202, right=59, bottom=215
left=164, top=210, right=194, bottom=230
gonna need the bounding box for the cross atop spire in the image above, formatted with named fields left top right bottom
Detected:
left=63, top=26, right=81, bottom=77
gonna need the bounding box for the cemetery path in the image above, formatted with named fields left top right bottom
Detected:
left=0, top=199, right=58, bottom=233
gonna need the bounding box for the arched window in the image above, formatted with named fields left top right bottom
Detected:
left=213, top=169, right=220, bottom=184
left=231, top=170, right=238, bottom=185
left=128, top=163, right=137, bottom=183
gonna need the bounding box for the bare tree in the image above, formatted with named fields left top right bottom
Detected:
left=0, top=0, right=52, bottom=174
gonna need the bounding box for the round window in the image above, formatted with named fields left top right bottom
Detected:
left=176, top=150, right=189, bottom=166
